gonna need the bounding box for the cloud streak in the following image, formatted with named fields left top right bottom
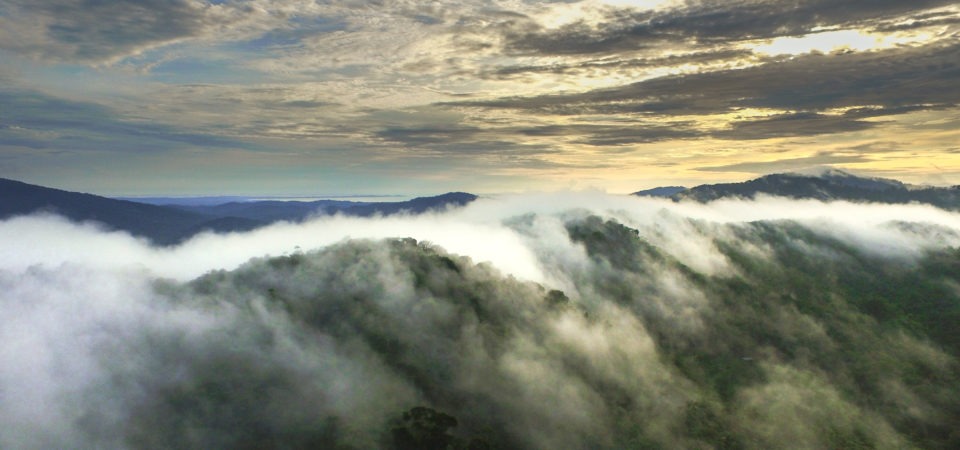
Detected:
left=0, top=0, right=246, bottom=63
left=502, top=0, right=958, bottom=56
left=5, top=193, right=960, bottom=282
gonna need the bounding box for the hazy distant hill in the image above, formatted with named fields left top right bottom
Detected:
left=340, top=192, right=477, bottom=217
left=0, top=178, right=263, bottom=245
left=169, top=199, right=363, bottom=223
left=631, top=186, right=687, bottom=198
left=0, top=178, right=477, bottom=245
left=170, top=192, right=477, bottom=222
left=635, top=169, right=960, bottom=209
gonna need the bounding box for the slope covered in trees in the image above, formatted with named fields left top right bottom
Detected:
left=9, top=213, right=956, bottom=449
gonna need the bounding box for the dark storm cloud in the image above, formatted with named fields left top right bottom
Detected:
left=473, top=43, right=960, bottom=113
left=517, top=112, right=875, bottom=145
left=375, top=120, right=701, bottom=150
left=579, top=125, right=699, bottom=146
left=0, top=0, right=240, bottom=62
left=503, top=10, right=659, bottom=56
left=519, top=123, right=701, bottom=146
left=276, top=99, right=336, bottom=109
left=371, top=122, right=696, bottom=152
left=373, top=123, right=573, bottom=163
left=716, top=112, right=879, bottom=140
left=433, top=1, right=960, bottom=147
left=842, top=104, right=955, bottom=119
left=374, top=112, right=877, bottom=149
left=503, top=0, right=958, bottom=56
left=484, top=49, right=754, bottom=80
left=0, top=89, right=243, bottom=151
left=450, top=43, right=960, bottom=144
left=873, top=8, right=960, bottom=32
left=376, top=125, right=485, bottom=146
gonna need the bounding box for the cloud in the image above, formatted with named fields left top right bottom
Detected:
left=694, top=152, right=874, bottom=173
left=452, top=43, right=960, bottom=135
left=2, top=0, right=956, bottom=192
left=0, top=210, right=546, bottom=284
left=532, top=123, right=702, bottom=146
left=483, top=49, right=754, bottom=80
left=1, top=194, right=959, bottom=448
left=715, top=112, right=880, bottom=140
left=0, top=88, right=244, bottom=153
left=376, top=125, right=485, bottom=146
left=373, top=121, right=676, bottom=156
left=502, top=0, right=958, bottom=56
left=0, top=0, right=234, bottom=63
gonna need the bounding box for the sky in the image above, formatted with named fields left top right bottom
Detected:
left=0, top=0, right=959, bottom=196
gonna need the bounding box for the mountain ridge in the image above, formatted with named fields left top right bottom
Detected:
left=0, top=178, right=477, bottom=245
left=0, top=177, right=262, bottom=245
left=634, top=169, right=960, bottom=209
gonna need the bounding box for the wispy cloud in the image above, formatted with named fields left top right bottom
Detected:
left=695, top=152, right=875, bottom=174
left=0, top=0, right=249, bottom=63
left=0, top=88, right=244, bottom=151
left=1, top=0, right=959, bottom=192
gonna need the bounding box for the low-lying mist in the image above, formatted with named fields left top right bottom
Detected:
left=2, top=194, right=959, bottom=449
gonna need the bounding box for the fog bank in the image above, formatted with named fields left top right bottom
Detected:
left=2, top=194, right=959, bottom=449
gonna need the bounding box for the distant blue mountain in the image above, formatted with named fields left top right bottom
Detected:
left=0, top=178, right=477, bottom=245
left=635, top=170, right=960, bottom=209
left=340, top=192, right=477, bottom=217
left=0, top=178, right=263, bottom=245
left=631, top=186, right=687, bottom=197
left=115, top=196, right=254, bottom=206
left=171, top=192, right=477, bottom=222
left=170, top=199, right=363, bottom=223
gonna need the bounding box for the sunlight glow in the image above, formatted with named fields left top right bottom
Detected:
left=751, top=29, right=935, bottom=56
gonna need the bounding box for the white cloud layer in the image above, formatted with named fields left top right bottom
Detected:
left=2, top=194, right=959, bottom=448
left=3, top=194, right=959, bottom=282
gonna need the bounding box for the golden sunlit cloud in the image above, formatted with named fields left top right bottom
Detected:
left=2, top=0, right=959, bottom=194
left=750, top=29, right=937, bottom=56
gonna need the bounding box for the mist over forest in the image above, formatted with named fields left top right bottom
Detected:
left=2, top=194, right=959, bottom=449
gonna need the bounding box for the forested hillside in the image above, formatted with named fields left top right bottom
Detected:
left=14, top=215, right=954, bottom=449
